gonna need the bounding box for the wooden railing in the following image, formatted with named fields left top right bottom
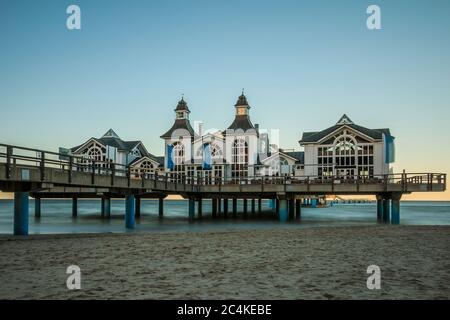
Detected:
left=0, top=143, right=446, bottom=191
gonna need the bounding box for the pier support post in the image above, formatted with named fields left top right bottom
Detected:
left=311, top=198, right=317, bottom=208
left=383, top=197, right=391, bottom=223
left=223, top=199, right=228, bottom=218
left=135, top=197, right=141, bottom=218
left=295, top=199, right=301, bottom=220
left=251, top=199, right=256, bottom=215
left=276, top=199, right=280, bottom=217
left=104, top=198, right=111, bottom=218
left=258, top=199, right=262, bottom=215
left=14, top=192, right=29, bottom=235
left=278, top=198, right=288, bottom=223
left=218, top=198, right=222, bottom=215
left=288, top=198, right=295, bottom=220
left=212, top=199, right=217, bottom=218
left=243, top=199, right=248, bottom=217
left=232, top=198, right=237, bottom=218
left=198, top=198, right=203, bottom=218
left=391, top=193, right=401, bottom=225
left=125, top=194, right=135, bottom=229
left=159, top=197, right=164, bottom=217
left=34, top=197, right=41, bottom=218
left=101, top=197, right=105, bottom=217
left=189, top=198, right=195, bottom=220
left=72, top=196, right=78, bottom=218
left=376, top=195, right=384, bottom=222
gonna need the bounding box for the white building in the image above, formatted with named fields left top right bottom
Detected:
left=299, top=114, right=395, bottom=179
left=68, top=129, right=163, bottom=177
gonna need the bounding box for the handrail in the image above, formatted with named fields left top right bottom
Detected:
left=0, top=143, right=446, bottom=189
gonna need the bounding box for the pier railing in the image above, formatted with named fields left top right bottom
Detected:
left=0, top=143, right=446, bottom=193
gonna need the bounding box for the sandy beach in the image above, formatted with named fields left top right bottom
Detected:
left=0, top=225, right=449, bottom=299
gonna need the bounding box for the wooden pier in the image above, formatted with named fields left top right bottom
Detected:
left=0, top=143, right=446, bottom=235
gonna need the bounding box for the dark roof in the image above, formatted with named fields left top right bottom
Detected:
left=300, top=124, right=391, bottom=143
left=71, top=137, right=140, bottom=152
left=283, top=151, right=305, bottom=164
left=235, top=93, right=249, bottom=107
left=128, top=153, right=163, bottom=166
left=160, top=119, right=196, bottom=139
left=175, top=97, right=190, bottom=112
left=226, top=115, right=256, bottom=132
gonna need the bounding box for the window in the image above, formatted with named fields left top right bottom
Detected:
left=317, top=130, right=375, bottom=179
left=231, top=138, right=248, bottom=179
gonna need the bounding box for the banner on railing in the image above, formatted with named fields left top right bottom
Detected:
left=202, top=143, right=212, bottom=170
left=167, top=144, right=174, bottom=170
left=383, top=133, right=395, bottom=164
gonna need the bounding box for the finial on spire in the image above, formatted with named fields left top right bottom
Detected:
left=242, top=88, right=245, bottom=96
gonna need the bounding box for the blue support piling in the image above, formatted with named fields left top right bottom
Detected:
left=288, top=199, right=295, bottom=220
left=391, top=197, right=401, bottom=225
left=104, top=198, right=111, bottom=218
left=72, top=196, right=78, bottom=218
left=295, top=199, right=301, bottom=220
left=14, top=192, right=29, bottom=235
left=189, top=198, right=195, bottom=220
left=125, top=194, right=135, bottom=229
left=232, top=198, right=237, bottom=218
left=383, top=198, right=391, bottom=223
left=311, top=198, right=317, bottom=208
left=278, top=199, right=288, bottom=223
left=198, top=198, right=203, bottom=218
left=101, top=198, right=105, bottom=218
left=376, top=197, right=383, bottom=222
left=135, top=197, right=141, bottom=218
left=223, top=199, right=228, bottom=218
left=34, top=197, right=41, bottom=218
left=159, top=197, right=164, bottom=217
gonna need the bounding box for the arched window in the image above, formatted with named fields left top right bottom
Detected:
left=231, top=138, right=248, bottom=179
left=172, top=142, right=185, bottom=165
left=87, top=147, right=103, bottom=161
left=132, top=160, right=156, bottom=178
left=196, top=143, right=223, bottom=159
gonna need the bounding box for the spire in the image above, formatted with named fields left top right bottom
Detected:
left=235, top=90, right=249, bottom=107
left=102, top=128, right=120, bottom=139
left=175, top=96, right=190, bottom=112
left=336, top=114, right=354, bottom=125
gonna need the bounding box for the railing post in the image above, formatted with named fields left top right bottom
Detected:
left=68, top=156, right=73, bottom=183
left=127, top=166, right=131, bottom=187
left=111, top=163, right=115, bottom=186
left=40, top=151, right=45, bottom=181
left=165, top=172, right=168, bottom=189
left=6, top=146, right=12, bottom=179
left=91, top=161, right=96, bottom=185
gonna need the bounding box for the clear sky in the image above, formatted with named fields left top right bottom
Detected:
left=0, top=0, right=449, bottom=199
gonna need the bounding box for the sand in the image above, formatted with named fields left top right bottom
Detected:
left=0, top=225, right=449, bottom=299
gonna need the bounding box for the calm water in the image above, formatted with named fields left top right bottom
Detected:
left=0, top=199, right=449, bottom=235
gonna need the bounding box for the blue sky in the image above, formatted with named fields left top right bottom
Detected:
left=1, top=0, right=450, bottom=197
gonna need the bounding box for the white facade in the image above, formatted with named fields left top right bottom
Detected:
left=299, top=115, right=394, bottom=179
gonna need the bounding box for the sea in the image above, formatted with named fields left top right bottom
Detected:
left=0, top=199, right=449, bottom=235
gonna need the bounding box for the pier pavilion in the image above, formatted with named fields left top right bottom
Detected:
left=0, top=142, right=446, bottom=235
left=0, top=93, right=446, bottom=235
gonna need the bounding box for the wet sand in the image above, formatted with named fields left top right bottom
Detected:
left=0, top=225, right=449, bottom=299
